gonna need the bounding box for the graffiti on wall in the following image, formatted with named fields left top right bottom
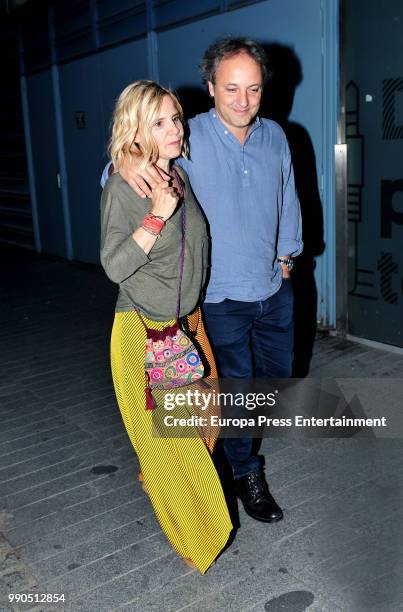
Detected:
left=346, top=80, right=403, bottom=306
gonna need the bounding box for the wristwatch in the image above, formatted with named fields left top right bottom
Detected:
left=277, top=257, right=294, bottom=271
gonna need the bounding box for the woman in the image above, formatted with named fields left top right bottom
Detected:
left=100, top=80, right=232, bottom=574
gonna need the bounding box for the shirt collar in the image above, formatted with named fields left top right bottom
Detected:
left=208, top=108, right=262, bottom=145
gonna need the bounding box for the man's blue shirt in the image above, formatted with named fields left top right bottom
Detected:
left=176, top=109, right=303, bottom=303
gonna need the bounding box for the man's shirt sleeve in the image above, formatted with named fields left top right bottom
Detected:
left=100, top=161, right=112, bottom=189
left=278, top=140, right=303, bottom=257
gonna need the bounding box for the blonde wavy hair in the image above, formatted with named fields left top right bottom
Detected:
left=108, top=80, right=187, bottom=170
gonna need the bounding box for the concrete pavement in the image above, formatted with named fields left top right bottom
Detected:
left=1, top=246, right=402, bottom=612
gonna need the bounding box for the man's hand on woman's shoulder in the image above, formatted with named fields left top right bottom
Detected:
left=119, top=156, right=170, bottom=199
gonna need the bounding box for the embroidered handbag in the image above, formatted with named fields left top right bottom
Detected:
left=136, top=169, right=205, bottom=409
left=139, top=318, right=205, bottom=391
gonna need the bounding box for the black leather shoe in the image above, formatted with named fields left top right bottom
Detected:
left=234, top=468, right=283, bottom=523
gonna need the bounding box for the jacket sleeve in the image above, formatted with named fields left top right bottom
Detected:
left=100, top=187, right=150, bottom=284
left=277, top=140, right=303, bottom=257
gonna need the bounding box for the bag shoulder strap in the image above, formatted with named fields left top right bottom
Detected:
left=136, top=166, right=186, bottom=330
left=174, top=168, right=186, bottom=323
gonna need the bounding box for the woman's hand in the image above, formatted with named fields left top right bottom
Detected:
left=119, top=156, right=170, bottom=199
left=131, top=181, right=179, bottom=255
left=150, top=181, right=180, bottom=221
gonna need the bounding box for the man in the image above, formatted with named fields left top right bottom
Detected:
left=102, top=38, right=303, bottom=523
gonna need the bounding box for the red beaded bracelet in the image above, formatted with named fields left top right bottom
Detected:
left=141, top=213, right=165, bottom=236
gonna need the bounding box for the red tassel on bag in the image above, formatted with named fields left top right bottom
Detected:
left=145, top=374, right=155, bottom=410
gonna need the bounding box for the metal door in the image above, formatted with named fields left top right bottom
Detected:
left=59, top=54, right=104, bottom=264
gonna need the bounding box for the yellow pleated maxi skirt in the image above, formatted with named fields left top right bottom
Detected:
left=110, top=307, right=233, bottom=574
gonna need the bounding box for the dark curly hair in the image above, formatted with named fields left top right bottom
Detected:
left=200, top=37, right=269, bottom=85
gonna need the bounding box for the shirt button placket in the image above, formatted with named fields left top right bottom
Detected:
left=242, top=146, right=249, bottom=183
